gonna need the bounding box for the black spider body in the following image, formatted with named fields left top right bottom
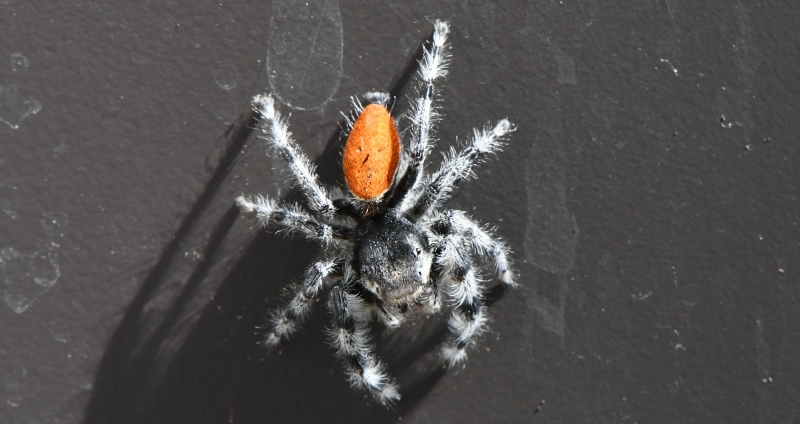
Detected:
left=353, top=210, right=434, bottom=305
left=236, top=20, right=516, bottom=405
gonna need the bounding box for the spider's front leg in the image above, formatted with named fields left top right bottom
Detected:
left=263, top=258, right=343, bottom=349
left=329, top=282, right=400, bottom=405
left=393, top=20, right=451, bottom=208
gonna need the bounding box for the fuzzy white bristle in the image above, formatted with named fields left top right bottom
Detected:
left=432, top=20, right=450, bottom=47
left=493, top=119, right=515, bottom=137
left=252, top=94, right=276, bottom=119
left=450, top=309, right=487, bottom=343
left=363, top=91, right=391, bottom=106
left=239, top=195, right=277, bottom=218
left=235, top=196, right=256, bottom=213
left=263, top=333, right=282, bottom=349
left=441, top=345, right=468, bottom=367
left=379, top=383, right=401, bottom=404
left=362, top=362, right=388, bottom=388
left=271, top=311, right=295, bottom=336
left=499, top=268, right=515, bottom=286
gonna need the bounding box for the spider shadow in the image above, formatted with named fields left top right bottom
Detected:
left=83, top=109, right=260, bottom=424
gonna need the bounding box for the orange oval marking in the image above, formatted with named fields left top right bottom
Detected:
left=343, top=104, right=401, bottom=200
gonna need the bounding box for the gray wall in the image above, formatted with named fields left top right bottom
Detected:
left=1, top=0, right=798, bottom=423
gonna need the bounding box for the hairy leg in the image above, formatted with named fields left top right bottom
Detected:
left=409, top=120, right=514, bottom=219
left=236, top=195, right=352, bottom=244
left=430, top=209, right=515, bottom=285
left=251, top=94, right=337, bottom=221
left=392, top=20, right=451, bottom=210
left=263, top=258, right=343, bottom=348
left=329, top=281, right=400, bottom=405
left=431, top=232, right=487, bottom=367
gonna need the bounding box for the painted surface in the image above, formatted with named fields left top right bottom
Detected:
left=0, top=1, right=798, bottom=423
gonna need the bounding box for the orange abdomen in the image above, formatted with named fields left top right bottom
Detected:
left=343, top=104, right=401, bottom=201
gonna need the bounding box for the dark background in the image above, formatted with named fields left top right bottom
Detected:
left=1, top=0, right=798, bottom=423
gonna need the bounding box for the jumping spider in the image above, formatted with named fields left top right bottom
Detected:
left=236, top=20, right=516, bottom=404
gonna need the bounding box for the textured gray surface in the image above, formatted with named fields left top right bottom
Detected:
left=1, top=0, right=799, bottom=423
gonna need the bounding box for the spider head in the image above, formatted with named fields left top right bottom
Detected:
left=353, top=211, right=433, bottom=304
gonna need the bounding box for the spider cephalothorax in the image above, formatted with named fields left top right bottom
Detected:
left=236, top=20, right=515, bottom=405
left=353, top=210, right=434, bottom=304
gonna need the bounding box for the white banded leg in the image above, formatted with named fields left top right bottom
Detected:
left=251, top=94, right=336, bottom=221
left=263, top=258, right=342, bottom=349
left=431, top=209, right=514, bottom=286
left=409, top=120, right=515, bottom=219
left=328, top=283, right=400, bottom=405
left=395, top=20, right=451, bottom=209
left=434, top=233, right=487, bottom=367
left=236, top=195, right=352, bottom=244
